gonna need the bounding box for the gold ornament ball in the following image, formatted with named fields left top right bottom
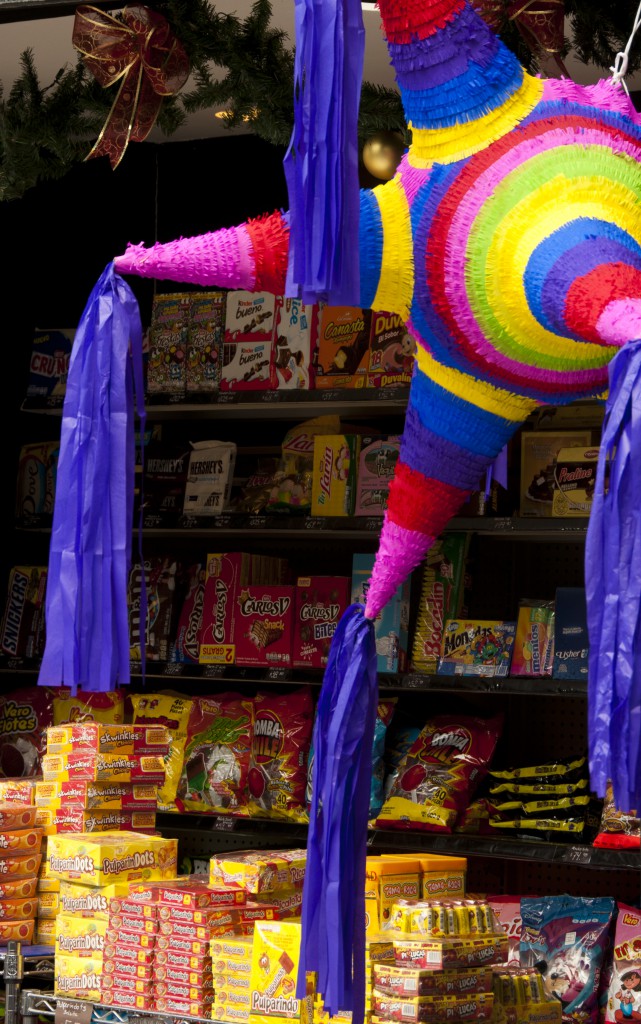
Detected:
left=362, top=132, right=405, bottom=180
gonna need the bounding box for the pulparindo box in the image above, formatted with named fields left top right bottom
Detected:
left=40, top=752, right=165, bottom=784
left=249, top=920, right=315, bottom=1024
left=47, top=832, right=178, bottom=886
left=34, top=780, right=158, bottom=811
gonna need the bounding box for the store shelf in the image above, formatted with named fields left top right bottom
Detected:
left=21, top=991, right=216, bottom=1024
left=368, top=831, right=640, bottom=871
left=21, top=387, right=410, bottom=420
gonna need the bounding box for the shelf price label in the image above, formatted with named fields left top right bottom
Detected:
left=305, top=517, right=327, bottom=530
left=55, top=999, right=93, bottom=1024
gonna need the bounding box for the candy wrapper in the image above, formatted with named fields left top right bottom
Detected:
left=248, top=688, right=314, bottom=822
left=605, top=904, right=641, bottom=1023
left=130, top=693, right=193, bottom=812
left=177, top=694, right=253, bottom=815
left=520, top=895, right=616, bottom=1024
left=0, top=687, right=55, bottom=777
left=511, top=600, right=555, bottom=677
left=53, top=689, right=125, bottom=725
left=383, top=723, right=421, bottom=803
left=411, top=536, right=470, bottom=675
left=15, top=441, right=59, bottom=527
left=27, top=328, right=74, bottom=402
left=593, top=783, right=640, bottom=849
left=147, top=292, right=190, bottom=396
left=0, top=567, right=47, bottom=661
left=377, top=714, right=503, bottom=832
left=267, top=416, right=340, bottom=513
left=438, top=620, right=516, bottom=678
left=487, top=897, right=522, bottom=966
left=129, top=558, right=180, bottom=662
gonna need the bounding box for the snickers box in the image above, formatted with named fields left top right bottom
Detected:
left=0, top=566, right=47, bottom=660
left=233, top=585, right=294, bottom=668
left=293, top=576, right=350, bottom=669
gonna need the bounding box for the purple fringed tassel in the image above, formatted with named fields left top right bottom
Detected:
left=283, top=0, right=365, bottom=305
left=38, top=263, right=146, bottom=694
left=586, top=338, right=641, bottom=812
left=298, top=604, right=378, bottom=1023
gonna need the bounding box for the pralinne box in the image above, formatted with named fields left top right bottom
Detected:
left=222, top=291, right=277, bottom=391
left=316, top=305, right=372, bottom=388
left=354, top=436, right=401, bottom=517
left=188, top=291, right=225, bottom=393
left=199, top=552, right=252, bottom=664
left=274, top=298, right=318, bottom=390
left=351, top=554, right=410, bottom=673
left=182, top=440, right=237, bottom=518
left=552, top=446, right=599, bottom=517
left=411, top=536, right=470, bottom=675
left=234, top=585, right=294, bottom=667
left=520, top=430, right=592, bottom=517
left=293, top=576, right=350, bottom=668
left=311, top=435, right=361, bottom=516
left=367, top=311, right=414, bottom=389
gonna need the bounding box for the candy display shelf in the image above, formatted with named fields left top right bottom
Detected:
left=21, top=991, right=216, bottom=1024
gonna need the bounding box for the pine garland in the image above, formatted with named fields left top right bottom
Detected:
left=1, top=0, right=639, bottom=201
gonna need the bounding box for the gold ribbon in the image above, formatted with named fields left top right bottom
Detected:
left=73, top=4, right=190, bottom=169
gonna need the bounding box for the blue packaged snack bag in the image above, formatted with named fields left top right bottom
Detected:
left=520, top=895, right=616, bottom=1024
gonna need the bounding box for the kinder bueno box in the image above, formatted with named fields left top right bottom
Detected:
left=367, top=311, right=415, bottom=388
left=222, top=291, right=277, bottom=390
left=199, top=552, right=252, bottom=664
left=354, top=436, right=401, bottom=517
left=27, top=328, right=74, bottom=402
left=293, top=576, right=350, bottom=668
left=274, top=298, right=318, bottom=390
left=316, top=305, right=372, bottom=388
left=234, top=585, right=294, bottom=667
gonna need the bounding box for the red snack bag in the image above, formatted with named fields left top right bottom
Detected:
left=177, top=694, right=253, bottom=815
left=593, top=782, right=640, bottom=849
left=0, top=687, right=55, bottom=777
left=376, top=714, right=503, bottom=832
left=248, top=687, right=314, bottom=822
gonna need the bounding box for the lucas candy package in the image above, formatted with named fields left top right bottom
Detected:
left=248, top=688, right=314, bottom=822
left=605, top=904, right=641, bottom=1023
left=376, top=713, right=503, bottom=832
left=177, top=694, right=253, bottom=816
left=520, top=895, right=616, bottom=1024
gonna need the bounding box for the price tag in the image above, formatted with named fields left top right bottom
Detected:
left=321, top=390, right=340, bottom=402
left=215, top=514, right=234, bottom=528
left=213, top=816, right=238, bottom=832
left=216, top=392, right=238, bottom=404
left=266, top=668, right=293, bottom=682
left=492, top=518, right=514, bottom=532
left=55, top=998, right=93, bottom=1024
left=305, top=517, right=327, bottom=530
left=203, top=664, right=226, bottom=678
left=163, top=663, right=186, bottom=677
left=364, top=517, right=382, bottom=532
left=248, top=516, right=268, bottom=529
left=260, top=391, right=281, bottom=403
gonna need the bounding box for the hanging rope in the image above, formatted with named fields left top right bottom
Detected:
left=610, top=0, right=641, bottom=94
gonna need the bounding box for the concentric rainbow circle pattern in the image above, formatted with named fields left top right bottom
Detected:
left=409, top=99, right=641, bottom=406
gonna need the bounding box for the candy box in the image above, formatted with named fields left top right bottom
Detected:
left=311, top=435, right=361, bottom=516
left=365, top=858, right=421, bottom=933
left=352, top=554, right=410, bottom=673
left=27, top=328, right=74, bottom=402
left=274, top=298, right=318, bottom=390
left=520, top=431, right=592, bottom=517
left=0, top=852, right=42, bottom=879
left=156, top=965, right=214, bottom=984
left=487, top=897, right=521, bottom=966
left=132, top=558, right=182, bottom=664
left=36, top=780, right=158, bottom=811
left=105, top=926, right=156, bottom=949
left=188, top=290, right=225, bottom=393
left=0, top=827, right=42, bottom=855
left=101, top=973, right=148, bottom=994
left=0, top=779, right=36, bottom=803
left=0, top=896, right=37, bottom=919
left=0, top=803, right=37, bottom=829
left=110, top=897, right=158, bottom=918
left=103, top=944, right=155, bottom=965
left=47, top=832, right=177, bottom=886
left=55, top=913, right=107, bottom=956
left=147, top=291, right=190, bottom=396
left=156, top=933, right=209, bottom=955
left=392, top=935, right=509, bottom=970
left=250, top=920, right=314, bottom=1023
left=158, top=876, right=246, bottom=909
left=102, top=960, right=154, bottom=979
left=438, top=620, right=516, bottom=677
left=552, top=446, right=600, bottom=517
left=110, top=914, right=159, bottom=934
left=316, top=305, right=372, bottom=388
left=604, top=904, right=641, bottom=1023
left=141, top=443, right=192, bottom=528
left=54, top=953, right=102, bottom=1000
left=211, top=935, right=255, bottom=960
left=15, top=441, right=59, bottom=527
left=155, top=995, right=215, bottom=1016
left=222, top=291, right=277, bottom=391
left=0, top=876, right=37, bottom=900
left=36, top=891, right=59, bottom=918
left=199, top=552, right=252, bottom=663
left=35, top=919, right=55, bottom=944
left=60, top=880, right=127, bottom=919
left=354, top=436, right=401, bottom=516
left=372, top=965, right=492, bottom=998
left=552, top=587, right=588, bottom=681
left=45, top=723, right=170, bottom=756
left=182, top=440, right=237, bottom=518
left=156, top=949, right=212, bottom=969
left=511, top=601, right=554, bottom=677
left=37, top=876, right=60, bottom=893
left=0, top=566, right=47, bottom=660
left=371, top=993, right=494, bottom=1022
left=367, top=311, right=414, bottom=389
left=293, top=576, right=350, bottom=668
left=234, top=585, right=294, bottom=667
left=41, top=752, right=165, bottom=785
left=101, top=991, right=152, bottom=1010
left=210, top=853, right=298, bottom=896
left=411, top=536, right=470, bottom=675
left=172, top=563, right=205, bottom=663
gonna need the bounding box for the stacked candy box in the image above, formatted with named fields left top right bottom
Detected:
left=250, top=920, right=315, bottom=1024
left=0, top=803, right=42, bottom=948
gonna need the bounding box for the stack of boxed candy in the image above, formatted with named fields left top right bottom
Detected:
left=36, top=723, right=170, bottom=834
left=0, top=801, right=42, bottom=948
left=47, top=831, right=178, bottom=1001
left=250, top=920, right=316, bottom=1024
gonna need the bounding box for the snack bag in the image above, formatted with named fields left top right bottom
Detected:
left=266, top=415, right=340, bottom=513
left=53, top=689, right=125, bottom=725
left=178, top=694, right=253, bottom=815
left=130, top=693, right=193, bottom=811
left=370, top=700, right=397, bottom=820
left=171, top=564, right=206, bottom=664
left=0, top=687, right=56, bottom=777
left=487, top=896, right=522, bottom=966
left=129, top=558, right=180, bottom=662
left=605, top=904, right=641, bottom=1023
left=376, top=713, right=503, bottom=832
left=248, top=688, right=314, bottom=822
left=383, top=723, right=421, bottom=803
left=593, top=783, right=640, bottom=849
left=520, top=895, right=616, bottom=1024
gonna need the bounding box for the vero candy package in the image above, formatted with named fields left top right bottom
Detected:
left=520, top=895, right=616, bottom=1024
left=293, top=576, right=350, bottom=668
left=234, top=586, right=294, bottom=667
left=351, top=553, right=410, bottom=673
left=274, top=298, right=318, bottom=390
left=354, top=436, right=401, bottom=516
left=222, top=291, right=277, bottom=390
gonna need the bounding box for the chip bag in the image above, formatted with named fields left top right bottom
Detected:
left=0, top=687, right=56, bottom=777
left=178, top=693, right=253, bottom=815
left=266, top=416, right=340, bottom=512
left=53, top=688, right=125, bottom=725
left=248, top=687, right=314, bottom=821
left=520, top=895, right=616, bottom=1024
left=130, top=693, right=193, bottom=811
left=376, top=713, right=503, bottom=832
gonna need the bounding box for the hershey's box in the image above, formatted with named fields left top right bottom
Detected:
left=182, top=441, right=236, bottom=518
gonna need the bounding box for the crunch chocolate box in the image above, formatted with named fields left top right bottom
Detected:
left=27, top=328, right=74, bottom=402
left=293, top=576, right=350, bottom=668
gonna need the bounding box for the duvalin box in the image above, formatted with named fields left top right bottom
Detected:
left=367, top=311, right=414, bottom=388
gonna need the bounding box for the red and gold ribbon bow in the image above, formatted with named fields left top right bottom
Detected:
left=474, top=0, right=567, bottom=72
left=73, top=4, right=190, bottom=169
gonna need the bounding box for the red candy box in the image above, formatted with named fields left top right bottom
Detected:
left=293, top=576, right=350, bottom=669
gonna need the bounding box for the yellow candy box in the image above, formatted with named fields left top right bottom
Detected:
left=59, top=880, right=127, bottom=919
left=55, top=913, right=108, bottom=957
left=54, top=953, right=102, bottom=1001
left=250, top=921, right=315, bottom=1024
left=48, top=832, right=177, bottom=886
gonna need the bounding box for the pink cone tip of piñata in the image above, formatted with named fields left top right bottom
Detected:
left=364, top=518, right=434, bottom=620
left=114, top=224, right=255, bottom=289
